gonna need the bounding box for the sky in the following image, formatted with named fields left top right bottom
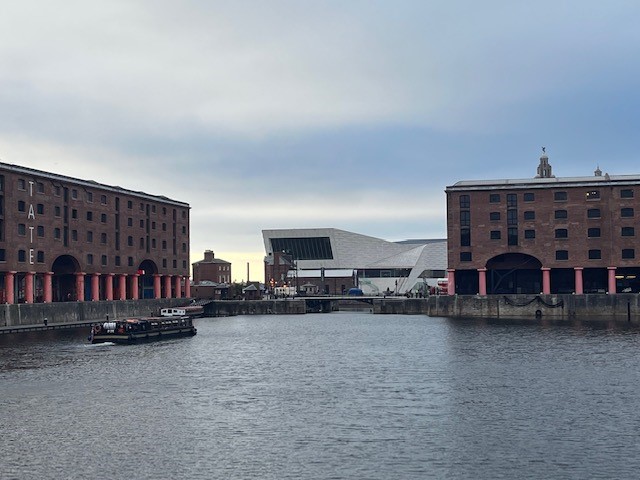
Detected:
left=2, top=1, right=640, bottom=282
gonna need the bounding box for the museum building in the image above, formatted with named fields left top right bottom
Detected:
left=446, top=152, right=640, bottom=295
left=0, top=162, right=191, bottom=303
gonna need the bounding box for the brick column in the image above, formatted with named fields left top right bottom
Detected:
left=164, top=275, right=172, bottom=299
left=574, top=267, right=584, bottom=295
left=477, top=268, right=487, bottom=296
left=541, top=267, right=551, bottom=295
left=447, top=269, right=455, bottom=296
left=185, top=276, right=191, bottom=298
left=153, top=274, right=161, bottom=299
left=118, top=274, right=127, bottom=300
left=5, top=271, right=16, bottom=304
left=25, top=272, right=35, bottom=304
left=75, top=272, right=85, bottom=302
left=105, top=273, right=114, bottom=301
left=608, top=266, right=617, bottom=294
left=91, top=273, right=100, bottom=301
left=43, top=272, right=53, bottom=303
left=131, top=274, right=139, bottom=300
left=174, top=275, right=182, bottom=299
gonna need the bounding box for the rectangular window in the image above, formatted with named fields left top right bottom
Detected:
left=490, top=212, right=500, bottom=221
left=101, top=195, right=107, bottom=205
left=72, top=209, right=77, bottom=219
left=588, top=249, right=601, bottom=260
left=128, top=218, right=133, bottom=227
left=37, top=251, right=44, bottom=263
left=507, top=194, right=517, bottom=207
left=87, top=231, right=93, bottom=242
left=554, top=191, right=567, bottom=201
left=556, top=250, right=569, bottom=260
left=101, top=255, right=108, bottom=266
left=587, top=208, right=601, bottom=218
left=87, top=211, right=93, bottom=221
left=37, top=182, right=45, bottom=193
left=54, top=228, right=61, bottom=239
left=507, top=209, right=518, bottom=225
left=555, top=228, right=568, bottom=238
left=18, top=224, right=26, bottom=236
left=37, top=226, right=44, bottom=237
left=524, top=229, right=535, bottom=239
left=87, top=192, right=93, bottom=202
left=621, top=189, right=634, bottom=199
left=523, top=211, right=535, bottom=220
left=459, top=195, right=470, bottom=208
left=87, top=254, right=93, bottom=265
left=72, top=189, right=78, bottom=199
left=18, top=249, right=26, bottom=262
left=586, top=190, right=600, bottom=200
left=101, top=233, right=107, bottom=244
left=490, top=230, right=501, bottom=240
left=508, top=227, right=518, bottom=246
left=622, top=249, right=635, bottom=259
left=101, top=213, right=107, bottom=223
left=460, top=211, right=470, bottom=227
left=115, top=256, right=121, bottom=266
left=489, top=193, right=500, bottom=203
left=622, top=227, right=635, bottom=237
left=621, top=208, right=634, bottom=218
left=460, top=228, right=471, bottom=247
left=55, top=206, right=61, bottom=217
left=588, top=227, right=601, bottom=238
left=72, top=230, right=78, bottom=241
left=127, top=200, right=133, bottom=209
left=524, top=192, right=535, bottom=202
left=460, top=252, right=472, bottom=262
left=555, top=210, right=567, bottom=219
left=18, top=179, right=26, bottom=190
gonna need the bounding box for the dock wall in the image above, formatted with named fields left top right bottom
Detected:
left=0, top=298, right=189, bottom=328
left=374, top=294, right=640, bottom=323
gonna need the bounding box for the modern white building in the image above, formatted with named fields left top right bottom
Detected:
left=262, top=228, right=447, bottom=295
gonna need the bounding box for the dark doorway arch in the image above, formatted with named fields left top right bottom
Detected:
left=138, top=260, right=158, bottom=299
left=486, top=253, right=542, bottom=294
left=51, top=255, right=81, bottom=302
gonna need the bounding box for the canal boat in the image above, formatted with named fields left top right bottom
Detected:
left=89, top=315, right=197, bottom=344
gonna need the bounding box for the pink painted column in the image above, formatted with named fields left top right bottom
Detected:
left=541, top=267, right=551, bottom=294
left=608, top=266, right=617, bottom=294
left=105, top=273, right=114, bottom=301
left=477, top=268, right=487, bottom=296
left=24, top=272, right=35, bottom=304
left=185, top=276, right=191, bottom=298
left=91, top=273, right=100, bottom=301
left=174, top=276, right=182, bottom=299
left=118, top=274, right=127, bottom=300
left=131, top=274, right=139, bottom=300
left=43, top=272, right=53, bottom=303
left=5, top=271, right=15, bottom=304
left=164, top=275, right=172, bottom=299
left=447, top=269, right=456, bottom=296
left=574, top=267, right=584, bottom=295
left=75, top=272, right=85, bottom=302
left=153, top=274, right=162, bottom=299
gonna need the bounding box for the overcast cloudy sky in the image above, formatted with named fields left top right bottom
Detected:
left=2, top=1, right=639, bottom=281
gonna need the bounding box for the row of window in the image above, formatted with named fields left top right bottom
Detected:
left=15, top=201, right=187, bottom=233
left=15, top=178, right=188, bottom=218
left=479, top=189, right=635, bottom=205
left=17, top=224, right=188, bottom=252
left=3, top=248, right=189, bottom=269
left=460, top=249, right=637, bottom=262
left=487, top=226, right=637, bottom=240
left=487, top=207, right=635, bottom=221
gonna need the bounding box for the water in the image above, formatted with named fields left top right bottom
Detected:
left=2, top=313, right=640, bottom=479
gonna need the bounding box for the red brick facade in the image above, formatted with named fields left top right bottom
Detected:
left=0, top=162, right=191, bottom=303
left=446, top=156, right=640, bottom=295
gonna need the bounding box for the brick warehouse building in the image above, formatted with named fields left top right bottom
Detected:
left=446, top=152, right=640, bottom=296
left=0, top=162, right=191, bottom=304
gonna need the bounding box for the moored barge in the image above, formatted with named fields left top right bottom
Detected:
left=90, top=316, right=197, bottom=344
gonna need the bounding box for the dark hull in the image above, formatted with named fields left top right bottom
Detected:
left=91, top=326, right=197, bottom=344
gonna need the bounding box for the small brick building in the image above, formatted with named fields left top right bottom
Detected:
left=192, top=250, right=231, bottom=284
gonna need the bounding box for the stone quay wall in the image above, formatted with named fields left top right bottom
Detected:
left=374, top=294, right=640, bottom=323
left=205, top=299, right=306, bottom=317
left=0, top=298, right=189, bottom=328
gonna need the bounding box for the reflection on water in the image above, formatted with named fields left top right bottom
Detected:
left=2, top=313, right=640, bottom=479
